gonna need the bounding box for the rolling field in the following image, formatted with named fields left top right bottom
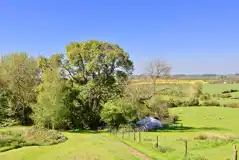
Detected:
left=202, top=84, right=239, bottom=94
left=0, top=128, right=142, bottom=160
left=1, top=107, right=239, bottom=160
left=119, top=107, right=239, bottom=160
left=1, top=83, right=239, bottom=160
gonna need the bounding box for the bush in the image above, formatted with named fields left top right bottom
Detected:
left=201, top=100, right=220, bottom=106
left=24, top=126, right=67, bottom=145
left=200, top=93, right=211, bottom=101
left=221, top=94, right=232, bottom=98
left=155, top=145, right=174, bottom=153
left=184, top=98, right=200, bottom=106
left=223, top=103, right=239, bottom=108
left=0, top=127, right=67, bottom=152
left=167, top=97, right=200, bottom=107
left=0, top=119, right=19, bottom=128
left=171, top=115, right=179, bottom=123
left=183, top=154, right=208, bottom=160
left=222, top=89, right=239, bottom=94
left=212, top=94, right=221, bottom=99
left=167, top=99, right=183, bottom=108
left=194, top=133, right=239, bottom=143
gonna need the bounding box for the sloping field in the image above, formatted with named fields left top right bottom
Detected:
left=117, top=107, right=239, bottom=160
left=0, top=129, right=144, bottom=160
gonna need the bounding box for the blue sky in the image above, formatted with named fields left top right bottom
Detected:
left=0, top=0, right=239, bottom=74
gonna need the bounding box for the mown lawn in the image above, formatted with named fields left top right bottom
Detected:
left=0, top=128, right=141, bottom=160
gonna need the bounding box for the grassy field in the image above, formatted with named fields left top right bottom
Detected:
left=202, top=84, right=239, bottom=94
left=118, top=107, right=239, bottom=160
left=0, top=128, right=142, bottom=160
left=1, top=83, right=239, bottom=160
left=2, top=107, right=238, bottom=160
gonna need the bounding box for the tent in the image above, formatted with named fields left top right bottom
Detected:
left=137, top=117, right=162, bottom=130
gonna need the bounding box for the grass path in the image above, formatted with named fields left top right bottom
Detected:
left=0, top=131, right=149, bottom=160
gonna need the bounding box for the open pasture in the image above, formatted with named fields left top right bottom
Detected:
left=117, top=107, right=239, bottom=160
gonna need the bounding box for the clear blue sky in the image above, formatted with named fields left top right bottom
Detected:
left=1, top=0, right=239, bottom=74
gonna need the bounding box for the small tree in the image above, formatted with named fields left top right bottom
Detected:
left=32, top=67, right=70, bottom=129
left=147, top=95, right=170, bottom=120
left=146, top=60, right=171, bottom=95
left=101, top=99, right=137, bottom=129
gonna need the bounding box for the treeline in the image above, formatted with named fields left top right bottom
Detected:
left=0, top=40, right=172, bottom=130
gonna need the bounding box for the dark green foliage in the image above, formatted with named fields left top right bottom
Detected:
left=171, top=115, right=179, bottom=123
left=200, top=93, right=211, bottom=101
left=167, top=98, right=200, bottom=107
left=201, top=100, right=220, bottom=106
left=63, top=41, right=133, bottom=130
left=221, top=94, right=232, bottom=98
left=0, top=53, right=38, bottom=125
left=101, top=99, right=137, bottom=129
left=222, top=89, right=239, bottom=94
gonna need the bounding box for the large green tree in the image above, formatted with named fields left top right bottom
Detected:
left=64, top=40, right=133, bottom=129
left=0, top=53, right=38, bottom=125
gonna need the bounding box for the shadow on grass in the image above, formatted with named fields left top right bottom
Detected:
left=156, top=126, right=230, bottom=132
left=62, top=129, right=108, bottom=134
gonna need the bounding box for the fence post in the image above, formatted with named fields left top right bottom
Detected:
left=156, top=136, right=159, bottom=148
left=134, top=129, right=136, bottom=140
left=139, top=131, right=141, bottom=142
left=177, top=138, right=189, bottom=157
left=234, top=145, right=238, bottom=160
left=128, top=128, right=130, bottom=138
left=185, top=140, right=188, bottom=157
left=122, top=128, right=124, bottom=139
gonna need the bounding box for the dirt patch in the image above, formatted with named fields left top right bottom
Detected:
left=124, top=144, right=152, bottom=160
left=100, top=135, right=151, bottom=160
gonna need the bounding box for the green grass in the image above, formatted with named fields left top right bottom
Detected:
left=0, top=129, right=141, bottom=160
left=202, top=84, right=239, bottom=94
left=114, top=107, right=239, bottom=160
left=1, top=107, right=239, bottom=159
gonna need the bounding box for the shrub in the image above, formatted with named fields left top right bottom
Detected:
left=194, top=133, right=239, bottom=141
left=24, top=126, right=67, bottom=145
left=0, top=119, right=19, bottom=128
left=155, top=145, right=174, bottom=153
left=167, top=99, right=184, bottom=108
left=222, top=89, right=239, bottom=94
left=212, top=94, right=221, bottom=99
left=200, top=93, right=211, bottom=101
left=184, top=98, right=200, bottom=106
left=223, top=103, right=239, bottom=108
left=171, top=115, right=179, bottom=124
left=183, top=154, right=208, bottom=160
left=0, top=127, right=67, bottom=152
left=148, top=97, right=170, bottom=120
left=201, top=100, right=220, bottom=106
left=221, top=94, right=232, bottom=98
